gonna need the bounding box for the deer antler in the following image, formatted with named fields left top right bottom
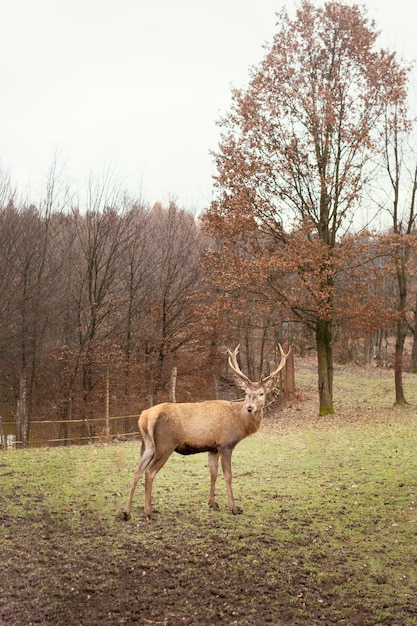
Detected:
left=227, top=345, right=251, bottom=386
left=261, top=344, right=291, bottom=385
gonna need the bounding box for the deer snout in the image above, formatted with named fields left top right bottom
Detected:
left=246, top=404, right=254, bottom=413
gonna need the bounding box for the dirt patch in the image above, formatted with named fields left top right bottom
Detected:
left=0, top=504, right=390, bottom=626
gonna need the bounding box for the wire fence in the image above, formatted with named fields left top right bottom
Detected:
left=0, top=359, right=295, bottom=449
left=0, top=413, right=141, bottom=449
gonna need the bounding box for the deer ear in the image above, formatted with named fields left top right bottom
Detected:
left=263, top=377, right=278, bottom=394
left=232, top=375, right=248, bottom=391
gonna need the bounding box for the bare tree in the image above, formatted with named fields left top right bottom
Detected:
left=57, top=173, right=132, bottom=440
left=119, top=202, right=154, bottom=409
left=377, top=93, right=417, bottom=402
left=144, top=201, right=206, bottom=402
left=11, top=161, right=71, bottom=445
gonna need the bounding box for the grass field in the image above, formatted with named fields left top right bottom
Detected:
left=1, top=358, right=417, bottom=625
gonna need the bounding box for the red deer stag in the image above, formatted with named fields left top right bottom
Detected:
left=120, top=344, right=290, bottom=520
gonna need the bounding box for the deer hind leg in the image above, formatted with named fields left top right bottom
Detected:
left=121, top=434, right=155, bottom=521
left=220, top=447, right=242, bottom=515
left=143, top=446, right=175, bottom=518
left=208, top=451, right=220, bottom=510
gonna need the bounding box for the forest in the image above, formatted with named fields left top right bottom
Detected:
left=2, top=1, right=417, bottom=446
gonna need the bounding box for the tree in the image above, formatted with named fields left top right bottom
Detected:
left=378, top=100, right=417, bottom=403
left=8, top=203, right=60, bottom=446
left=1, top=161, right=73, bottom=446
left=119, top=202, right=153, bottom=409
left=144, top=201, right=206, bottom=403
left=203, top=0, right=409, bottom=414
left=55, top=173, right=132, bottom=441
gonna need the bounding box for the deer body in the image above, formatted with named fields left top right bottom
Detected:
left=151, top=398, right=263, bottom=452
left=121, top=345, right=289, bottom=520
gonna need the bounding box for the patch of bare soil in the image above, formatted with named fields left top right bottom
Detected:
left=0, top=504, right=384, bottom=626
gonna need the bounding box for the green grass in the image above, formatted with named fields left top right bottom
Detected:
left=1, top=360, right=417, bottom=624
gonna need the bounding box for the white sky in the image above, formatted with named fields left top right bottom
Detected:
left=1, top=0, right=416, bottom=210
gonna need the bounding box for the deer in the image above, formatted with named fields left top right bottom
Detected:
left=120, top=344, right=290, bottom=520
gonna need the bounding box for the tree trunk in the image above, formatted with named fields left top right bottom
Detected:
left=410, top=293, right=417, bottom=373
left=16, top=372, right=28, bottom=448
left=105, top=366, right=110, bottom=439
left=154, top=345, right=165, bottom=404
left=394, top=317, right=407, bottom=404
left=394, top=258, right=407, bottom=404
left=316, top=321, right=334, bottom=415
left=59, top=396, right=72, bottom=446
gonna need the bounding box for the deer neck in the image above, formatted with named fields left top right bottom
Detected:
left=237, top=403, right=264, bottom=435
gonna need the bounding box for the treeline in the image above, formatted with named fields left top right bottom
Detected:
left=0, top=192, right=214, bottom=445
left=1, top=187, right=416, bottom=445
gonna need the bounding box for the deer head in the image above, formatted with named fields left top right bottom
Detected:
left=227, top=344, right=289, bottom=414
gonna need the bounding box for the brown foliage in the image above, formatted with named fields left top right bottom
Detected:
left=202, top=1, right=409, bottom=414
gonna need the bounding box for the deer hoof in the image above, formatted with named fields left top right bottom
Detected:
left=117, top=511, right=131, bottom=522
left=209, top=501, right=220, bottom=511
left=232, top=506, right=243, bottom=515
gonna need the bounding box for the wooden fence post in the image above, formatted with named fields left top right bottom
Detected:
left=284, top=349, right=296, bottom=401
left=169, top=367, right=177, bottom=403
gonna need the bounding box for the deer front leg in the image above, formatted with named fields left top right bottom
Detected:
left=120, top=443, right=155, bottom=521
left=208, top=451, right=220, bottom=510
left=220, top=448, right=242, bottom=515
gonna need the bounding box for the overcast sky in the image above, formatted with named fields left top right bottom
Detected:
left=1, top=0, right=416, bottom=210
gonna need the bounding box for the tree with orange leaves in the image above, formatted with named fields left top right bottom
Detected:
left=203, top=1, right=409, bottom=415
